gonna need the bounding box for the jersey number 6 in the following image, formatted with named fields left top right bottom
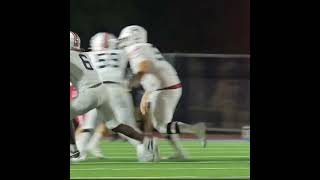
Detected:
left=79, top=54, right=94, bottom=70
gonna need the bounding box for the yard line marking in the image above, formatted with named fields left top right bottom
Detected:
left=71, top=161, right=250, bottom=165
left=101, top=144, right=249, bottom=146
left=101, top=147, right=249, bottom=150
left=85, top=152, right=249, bottom=156
left=70, top=176, right=250, bottom=179
left=101, top=144, right=249, bottom=147
left=103, top=139, right=249, bottom=142
left=101, top=149, right=250, bottom=151
left=80, top=156, right=249, bottom=159
left=84, top=156, right=249, bottom=160
left=70, top=167, right=249, bottom=171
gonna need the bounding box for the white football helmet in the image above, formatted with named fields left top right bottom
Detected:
left=70, top=31, right=81, bottom=51
left=118, top=25, right=147, bottom=48
left=90, top=32, right=117, bottom=51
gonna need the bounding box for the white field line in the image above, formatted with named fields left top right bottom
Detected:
left=101, top=144, right=249, bottom=146
left=70, top=176, right=250, bottom=179
left=103, top=139, right=249, bottom=141
left=71, top=161, right=250, bottom=165
left=100, top=144, right=249, bottom=147
left=85, top=152, right=249, bottom=156
left=79, top=156, right=249, bottom=159
left=101, top=147, right=249, bottom=150
left=70, top=167, right=249, bottom=171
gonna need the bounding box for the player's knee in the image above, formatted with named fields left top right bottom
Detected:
left=166, top=121, right=180, bottom=134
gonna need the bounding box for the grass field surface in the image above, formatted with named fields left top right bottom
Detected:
left=70, top=139, right=250, bottom=179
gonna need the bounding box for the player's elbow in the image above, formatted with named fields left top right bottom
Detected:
left=139, top=60, right=153, bottom=74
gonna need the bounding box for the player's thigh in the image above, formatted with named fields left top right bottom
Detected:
left=148, top=91, right=167, bottom=129
left=108, top=86, right=136, bottom=125
left=166, top=88, right=182, bottom=113
left=97, top=99, right=121, bottom=130
left=152, top=90, right=181, bottom=130
left=70, top=89, right=99, bottom=119
left=81, top=108, right=100, bottom=130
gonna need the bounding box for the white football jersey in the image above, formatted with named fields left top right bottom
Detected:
left=124, top=43, right=181, bottom=89
left=70, top=50, right=100, bottom=91
left=87, top=49, right=129, bottom=83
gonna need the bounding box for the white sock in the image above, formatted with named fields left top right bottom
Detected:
left=87, top=132, right=102, bottom=151
left=70, top=144, right=78, bottom=152
left=168, top=134, right=186, bottom=156
left=176, top=122, right=194, bottom=134
left=76, top=132, right=92, bottom=153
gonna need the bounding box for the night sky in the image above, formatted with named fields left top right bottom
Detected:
left=70, top=0, right=250, bottom=54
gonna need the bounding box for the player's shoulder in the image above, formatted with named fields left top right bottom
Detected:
left=70, top=50, right=81, bottom=61
left=108, top=48, right=123, bottom=54
left=85, top=50, right=97, bottom=57
left=70, top=50, right=78, bottom=56
left=71, top=50, right=89, bottom=57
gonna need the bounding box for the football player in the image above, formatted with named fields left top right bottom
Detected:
left=75, top=32, right=146, bottom=161
left=70, top=31, right=158, bottom=162
left=118, top=25, right=207, bottom=159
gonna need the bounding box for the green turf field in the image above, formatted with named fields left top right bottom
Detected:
left=70, top=139, right=250, bottom=179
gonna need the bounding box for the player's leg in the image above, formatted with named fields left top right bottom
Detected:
left=104, top=116, right=158, bottom=162
left=86, top=123, right=106, bottom=158
left=109, top=86, right=141, bottom=146
left=70, top=119, right=80, bottom=158
left=70, top=88, right=100, bottom=161
left=100, top=106, right=157, bottom=162
left=100, top=85, right=159, bottom=162
left=151, top=89, right=206, bottom=159
left=161, top=89, right=206, bottom=146
left=149, top=90, right=187, bottom=159
left=70, top=88, right=99, bottom=120
left=131, top=86, right=145, bottom=131
left=76, top=108, right=99, bottom=159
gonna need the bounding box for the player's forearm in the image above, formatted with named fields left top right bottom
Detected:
left=140, top=91, right=151, bottom=115
left=141, top=99, right=153, bottom=136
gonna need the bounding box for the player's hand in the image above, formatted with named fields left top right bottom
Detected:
left=140, top=93, right=150, bottom=115
left=140, top=99, right=148, bottom=115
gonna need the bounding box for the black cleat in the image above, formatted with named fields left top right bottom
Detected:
left=70, top=150, right=80, bottom=159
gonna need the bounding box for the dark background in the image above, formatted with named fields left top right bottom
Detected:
left=70, top=0, right=250, bottom=53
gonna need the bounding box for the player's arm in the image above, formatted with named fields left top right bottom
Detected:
left=128, top=60, right=152, bottom=88
left=126, top=45, right=160, bottom=127
left=131, top=61, right=159, bottom=136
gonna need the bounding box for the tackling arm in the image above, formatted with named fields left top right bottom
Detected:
left=128, top=60, right=152, bottom=88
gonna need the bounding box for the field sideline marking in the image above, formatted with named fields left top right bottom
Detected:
left=84, top=152, right=249, bottom=156
left=101, top=147, right=249, bottom=150
left=77, top=156, right=249, bottom=159
left=70, top=176, right=250, bottom=179
left=71, top=161, right=250, bottom=165
left=71, top=167, right=249, bottom=171
left=101, top=144, right=249, bottom=147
